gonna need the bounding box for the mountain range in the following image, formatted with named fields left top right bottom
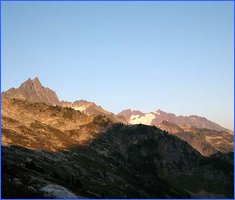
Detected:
left=2, top=77, right=233, bottom=157
left=3, top=77, right=232, bottom=132
left=118, top=109, right=232, bottom=134
left=1, top=77, right=234, bottom=198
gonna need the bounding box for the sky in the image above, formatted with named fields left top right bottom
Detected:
left=1, top=1, right=234, bottom=130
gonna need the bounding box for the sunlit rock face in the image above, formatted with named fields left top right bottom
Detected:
left=2, top=77, right=60, bottom=105
left=60, top=100, right=127, bottom=124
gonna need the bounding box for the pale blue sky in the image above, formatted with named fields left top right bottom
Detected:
left=1, top=1, right=234, bottom=129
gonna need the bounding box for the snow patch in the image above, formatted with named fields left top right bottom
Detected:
left=72, top=106, right=86, bottom=112
left=40, top=184, right=78, bottom=198
left=130, top=113, right=155, bottom=125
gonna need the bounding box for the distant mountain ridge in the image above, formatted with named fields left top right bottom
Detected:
left=118, top=109, right=233, bottom=134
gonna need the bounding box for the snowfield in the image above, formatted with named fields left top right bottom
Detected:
left=40, top=184, right=78, bottom=198
left=130, top=113, right=155, bottom=125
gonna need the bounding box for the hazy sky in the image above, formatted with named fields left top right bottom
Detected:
left=2, top=2, right=234, bottom=129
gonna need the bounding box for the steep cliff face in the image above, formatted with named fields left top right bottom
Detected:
left=2, top=78, right=60, bottom=105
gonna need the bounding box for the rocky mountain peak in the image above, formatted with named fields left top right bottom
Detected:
left=20, top=77, right=42, bottom=89
left=32, top=77, right=41, bottom=84
left=2, top=77, right=60, bottom=105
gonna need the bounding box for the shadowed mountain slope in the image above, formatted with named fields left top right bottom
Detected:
left=2, top=124, right=234, bottom=198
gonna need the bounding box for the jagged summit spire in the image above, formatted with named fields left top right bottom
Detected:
left=33, top=77, right=40, bottom=82
left=20, top=77, right=42, bottom=88
left=25, top=77, right=40, bottom=81
left=31, top=77, right=42, bottom=86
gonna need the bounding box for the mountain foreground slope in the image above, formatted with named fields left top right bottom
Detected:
left=2, top=97, right=112, bottom=150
